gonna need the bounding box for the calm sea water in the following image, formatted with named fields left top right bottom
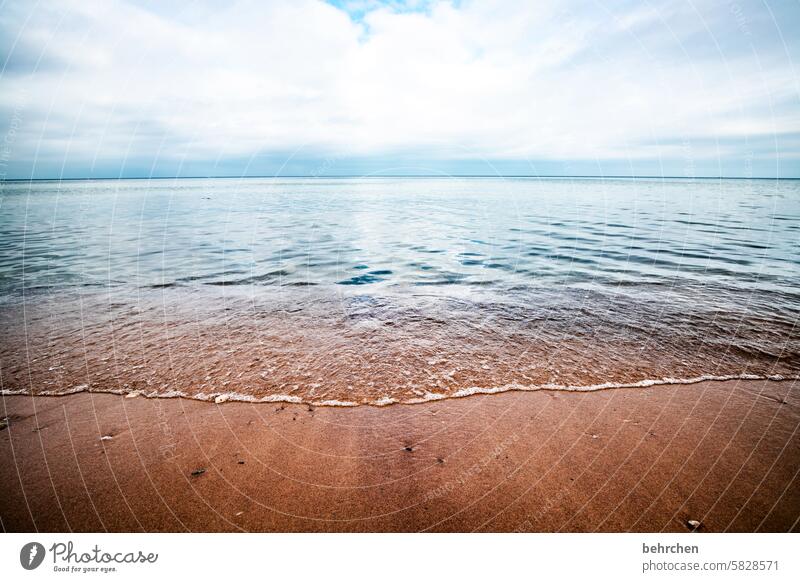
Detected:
left=1, top=177, right=798, bottom=405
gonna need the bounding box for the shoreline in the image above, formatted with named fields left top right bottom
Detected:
left=5, top=281, right=797, bottom=408
left=2, top=373, right=796, bottom=408
left=2, top=378, right=798, bottom=532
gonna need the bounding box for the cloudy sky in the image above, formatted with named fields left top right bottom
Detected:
left=0, top=0, right=798, bottom=178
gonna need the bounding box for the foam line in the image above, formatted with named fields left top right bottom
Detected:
left=2, top=373, right=796, bottom=408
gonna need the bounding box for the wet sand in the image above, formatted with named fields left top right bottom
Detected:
left=1, top=378, right=798, bottom=532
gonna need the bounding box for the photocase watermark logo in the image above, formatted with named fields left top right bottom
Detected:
left=16, top=540, right=158, bottom=574
left=20, top=542, right=46, bottom=570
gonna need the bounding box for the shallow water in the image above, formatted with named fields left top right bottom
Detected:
left=1, top=177, right=798, bottom=404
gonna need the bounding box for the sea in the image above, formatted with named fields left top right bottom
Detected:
left=1, top=176, right=798, bottom=405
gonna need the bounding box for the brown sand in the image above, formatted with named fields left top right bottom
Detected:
left=1, top=378, right=798, bottom=532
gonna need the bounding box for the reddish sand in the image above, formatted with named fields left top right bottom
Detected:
left=1, top=378, right=798, bottom=532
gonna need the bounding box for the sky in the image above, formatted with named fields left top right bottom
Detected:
left=0, top=0, right=798, bottom=179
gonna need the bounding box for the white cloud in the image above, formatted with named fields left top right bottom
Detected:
left=0, top=0, right=798, bottom=175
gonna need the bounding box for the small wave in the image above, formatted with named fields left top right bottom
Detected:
left=2, top=373, right=796, bottom=408
left=338, top=274, right=389, bottom=285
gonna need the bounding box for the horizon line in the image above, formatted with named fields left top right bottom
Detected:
left=2, top=174, right=798, bottom=182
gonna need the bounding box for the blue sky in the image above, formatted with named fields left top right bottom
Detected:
left=0, top=0, right=798, bottom=179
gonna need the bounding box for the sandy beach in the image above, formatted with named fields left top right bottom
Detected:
left=1, top=378, right=798, bottom=532
left=3, top=178, right=798, bottom=534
